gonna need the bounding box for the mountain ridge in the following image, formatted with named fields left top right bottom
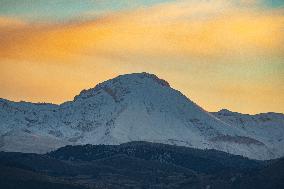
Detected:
left=1, top=141, right=283, bottom=189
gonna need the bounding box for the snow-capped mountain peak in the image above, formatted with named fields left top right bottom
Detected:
left=74, top=72, right=170, bottom=102
left=0, top=72, right=283, bottom=160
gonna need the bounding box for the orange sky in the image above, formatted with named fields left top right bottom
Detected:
left=0, top=0, right=283, bottom=114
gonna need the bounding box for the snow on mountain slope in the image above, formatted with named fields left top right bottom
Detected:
left=0, top=72, right=283, bottom=160
left=212, top=109, right=284, bottom=158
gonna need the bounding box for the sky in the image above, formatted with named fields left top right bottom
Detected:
left=0, top=0, right=283, bottom=114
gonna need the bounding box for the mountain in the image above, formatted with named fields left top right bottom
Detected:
left=0, top=142, right=278, bottom=189
left=0, top=72, right=283, bottom=160
left=212, top=109, right=284, bottom=159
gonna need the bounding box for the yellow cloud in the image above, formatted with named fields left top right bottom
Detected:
left=0, top=1, right=283, bottom=62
